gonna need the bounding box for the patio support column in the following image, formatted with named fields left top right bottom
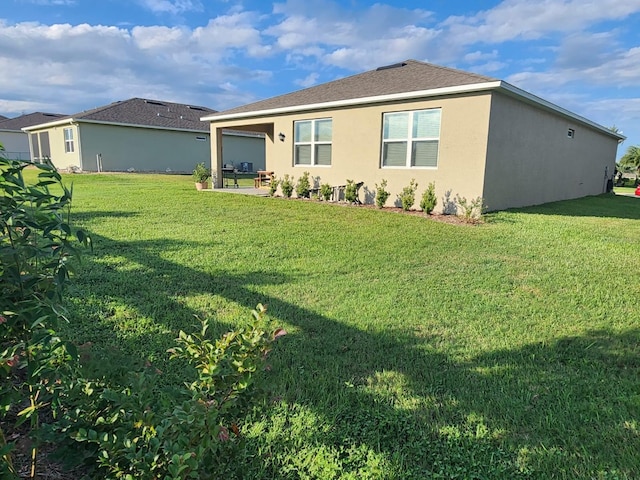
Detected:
left=211, top=126, right=223, bottom=188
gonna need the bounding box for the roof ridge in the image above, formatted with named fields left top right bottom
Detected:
left=403, top=59, right=497, bottom=81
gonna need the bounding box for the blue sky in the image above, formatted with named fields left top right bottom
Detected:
left=1, top=0, right=639, bottom=157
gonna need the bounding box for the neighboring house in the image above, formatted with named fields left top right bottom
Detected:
left=202, top=60, right=624, bottom=211
left=0, top=112, right=66, bottom=160
left=23, top=98, right=265, bottom=173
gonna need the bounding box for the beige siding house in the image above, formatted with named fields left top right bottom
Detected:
left=23, top=98, right=265, bottom=173
left=202, top=60, right=623, bottom=211
left=0, top=112, right=66, bottom=160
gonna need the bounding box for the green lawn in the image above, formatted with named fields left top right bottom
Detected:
left=58, top=172, right=639, bottom=478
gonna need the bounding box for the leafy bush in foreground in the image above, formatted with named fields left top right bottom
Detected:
left=52, top=306, right=285, bottom=479
left=0, top=157, right=90, bottom=478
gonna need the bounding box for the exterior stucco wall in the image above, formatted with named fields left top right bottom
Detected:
left=32, top=124, right=81, bottom=170
left=77, top=123, right=210, bottom=173
left=483, top=92, right=620, bottom=211
left=0, top=131, right=30, bottom=159
left=220, top=134, right=265, bottom=172
left=210, top=93, right=493, bottom=211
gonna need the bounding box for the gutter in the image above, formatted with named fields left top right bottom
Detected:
left=23, top=118, right=210, bottom=134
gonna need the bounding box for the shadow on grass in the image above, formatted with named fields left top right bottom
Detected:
left=66, top=221, right=639, bottom=478
left=502, top=193, right=640, bottom=221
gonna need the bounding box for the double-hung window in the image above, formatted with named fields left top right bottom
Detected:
left=294, top=118, right=332, bottom=166
left=381, top=108, right=441, bottom=168
left=63, top=127, right=75, bottom=153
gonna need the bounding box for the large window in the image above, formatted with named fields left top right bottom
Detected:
left=294, top=118, right=332, bottom=166
left=63, top=127, right=75, bottom=153
left=381, top=108, right=441, bottom=168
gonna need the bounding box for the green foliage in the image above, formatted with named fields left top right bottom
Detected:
left=0, top=158, right=90, bottom=477
left=192, top=162, right=211, bottom=183
left=398, top=178, right=418, bottom=211
left=295, top=171, right=311, bottom=198
left=52, top=305, right=286, bottom=479
left=374, top=179, right=390, bottom=208
left=619, top=145, right=640, bottom=172
left=420, top=181, right=437, bottom=214
left=344, top=179, right=358, bottom=204
left=454, top=194, right=486, bottom=223
left=13, top=172, right=639, bottom=479
left=320, top=183, right=333, bottom=201
left=268, top=175, right=279, bottom=197
left=280, top=174, right=294, bottom=198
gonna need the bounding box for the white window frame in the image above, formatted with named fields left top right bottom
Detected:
left=63, top=127, right=75, bottom=153
left=293, top=118, right=332, bottom=167
left=381, top=108, right=441, bottom=168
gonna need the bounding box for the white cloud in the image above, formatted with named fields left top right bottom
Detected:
left=294, top=72, right=319, bottom=88
left=137, top=0, right=203, bottom=15
left=267, top=0, right=440, bottom=71
left=0, top=15, right=272, bottom=114
left=443, top=0, right=640, bottom=45
left=507, top=44, right=640, bottom=92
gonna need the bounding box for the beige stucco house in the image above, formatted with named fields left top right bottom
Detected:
left=0, top=112, right=66, bottom=160
left=23, top=98, right=265, bottom=174
left=202, top=60, right=623, bottom=211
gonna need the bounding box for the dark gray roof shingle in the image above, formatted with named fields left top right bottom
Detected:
left=208, top=60, right=497, bottom=117
left=0, top=112, right=66, bottom=131
left=69, top=98, right=216, bottom=131
left=25, top=98, right=216, bottom=132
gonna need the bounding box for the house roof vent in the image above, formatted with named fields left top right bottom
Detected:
left=145, top=100, right=166, bottom=106
left=376, top=62, right=408, bottom=71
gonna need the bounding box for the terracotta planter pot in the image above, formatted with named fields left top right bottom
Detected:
left=195, top=181, right=208, bottom=190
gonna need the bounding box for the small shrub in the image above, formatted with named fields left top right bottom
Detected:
left=344, top=179, right=359, bottom=204
left=268, top=175, right=279, bottom=196
left=398, top=179, right=418, bottom=211
left=320, top=183, right=333, bottom=201
left=375, top=179, right=390, bottom=208
left=192, top=162, right=211, bottom=183
left=420, top=181, right=437, bottom=214
left=281, top=174, right=294, bottom=198
left=296, top=171, right=311, bottom=198
left=50, top=305, right=286, bottom=479
left=454, top=194, right=486, bottom=223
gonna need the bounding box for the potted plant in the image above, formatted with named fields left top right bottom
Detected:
left=192, top=162, right=211, bottom=190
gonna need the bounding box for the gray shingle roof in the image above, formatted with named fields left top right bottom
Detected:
left=208, top=60, right=497, bottom=118
left=28, top=98, right=216, bottom=132
left=0, top=112, right=66, bottom=131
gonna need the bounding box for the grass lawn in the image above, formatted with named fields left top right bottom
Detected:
left=54, top=172, right=639, bottom=478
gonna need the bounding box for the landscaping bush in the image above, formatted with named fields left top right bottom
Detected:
left=375, top=179, right=390, bottom=208
left=454, top=194, right=486, bottom=223
left=280, top=174, right=294, bottom=198
left=295, top=171, right=311, bottom=198
left=320, top=183, right=332, bottom=201
left=268, top=175, right=279, bottom=196
left=345, top=179, right=359, bottom=204
left=420, top=181, right=437, bottom=214
left=398, top=178, right=418, bottom=211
